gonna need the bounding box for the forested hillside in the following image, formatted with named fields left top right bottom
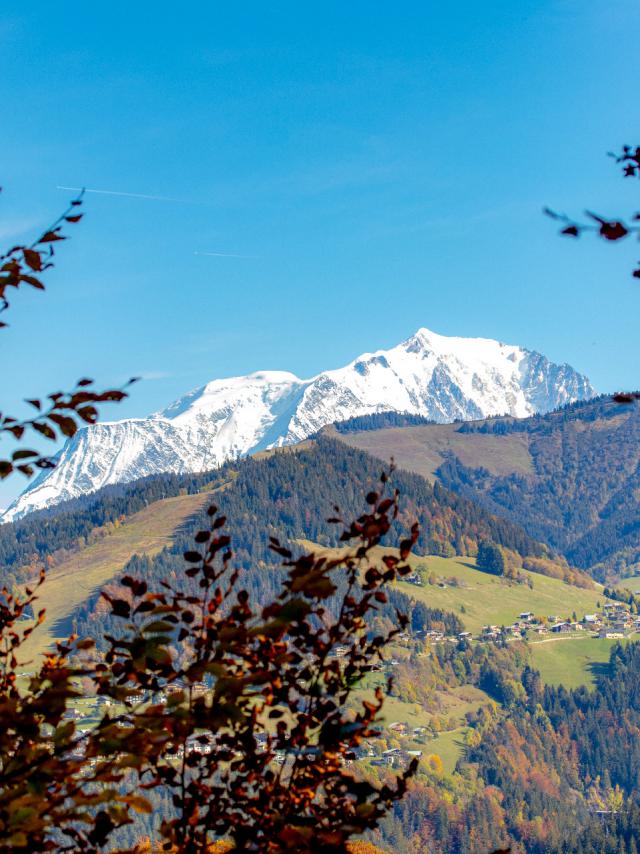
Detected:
left=335, top=397, right=640, bottom=581
left=39, top=435, right=569, bottom=647
left=369, top=641, right=640, bottom=853
left=1, top=435, right=557, bottom=589
left=0, top=470, right=218, bottom=585
left=3, top=423, right=637, bottom=853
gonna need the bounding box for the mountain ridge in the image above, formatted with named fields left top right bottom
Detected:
left=3, top=327, right=595, bottom=521
left=332, top=395, right=640, bottom=579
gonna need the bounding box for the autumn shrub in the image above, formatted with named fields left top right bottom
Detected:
left=0, top=473, right=419, bottom=852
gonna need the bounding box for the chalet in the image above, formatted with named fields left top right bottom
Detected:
left=190, top=682, right=208, bottom=697
left=458, top=631, right=472, bottom=640
left=551, top=622, right=571, bottom=633
left=519, top=612, right=535, bottom=622
left=382, top=748, right=403, bottom=766
left=63, top=708, right=83, bottom=720
left=388, top=721, right=408, bottom=735
left=349, top=744, right=374, bottom=761
left=186, top=733, right=215, bottom=755
left=347, top=745, right=369, bottom=760
left=382, top=748, right=420, bottom=767
left=331, top=645, right=349, bottom=659
left=600, top=629, right=624, bottom=639
left=584, top=614, right=598, bottom=624
left=165, top=683, right=185, bottom=696
left=481, top=625, right=499, bottom=635
left=605, top=603, right=629, bottom=619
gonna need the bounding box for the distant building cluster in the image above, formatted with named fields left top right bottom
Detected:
left=446, top=603, right=640, bottom=645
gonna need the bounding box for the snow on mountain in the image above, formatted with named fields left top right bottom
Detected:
left=2, top=328, right=595, bottom=522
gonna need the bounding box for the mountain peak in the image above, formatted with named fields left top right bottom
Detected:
left=405, top=326, right=516, bottom=354
left=2, top=329, right=596, bottom=522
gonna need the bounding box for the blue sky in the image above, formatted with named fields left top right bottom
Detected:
left=1, top=1, right=639, bottom=504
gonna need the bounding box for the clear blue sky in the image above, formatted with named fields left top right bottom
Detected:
left=1, top=1, right=639, bottom=505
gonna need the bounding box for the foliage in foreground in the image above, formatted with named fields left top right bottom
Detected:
left=0, top=189, right=134, bottom=480
left=0, top=475, right=418, bottom=852
left=0, top=187, right=419, bottom=853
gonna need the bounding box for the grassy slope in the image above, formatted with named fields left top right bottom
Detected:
left=298, top=541, right=607, bottom=634
left=356, top=680, right=488, bottom=774
left=325, top=423, right=533, bottom=481
left=299, top=541, right=617, bottom=684
left=402, top=554, right=606, bottom=633
left=530, top=635, right=633, bottom=689
left=403, top=555, right=640, bottom=690
left=19, top=492, right=210, bottom=662
left=300, top=541, right=623, bottom=768
left=14, top=489, right=629, bottom=774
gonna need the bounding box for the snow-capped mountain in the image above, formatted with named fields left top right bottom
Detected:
left=2, top=328, right=595, bottom=522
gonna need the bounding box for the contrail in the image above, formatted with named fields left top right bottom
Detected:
left=194, top=250, right=256, bottom=259
left=56, top=185, right=187, bottom=203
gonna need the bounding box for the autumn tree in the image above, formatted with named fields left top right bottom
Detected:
left=90, top=481, right=418, bottom=852
left=0, top=189, right=417, bottom=852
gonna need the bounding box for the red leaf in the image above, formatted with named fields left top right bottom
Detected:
left=12, top=449, right=38, bottom=460
left=48, top=413, right=77, bottom=437
left=599, top=221, right=629, bottom=241
left=23, top=249, right=43, bottom=271
left=40, top=230, right=66, bottom=243
left=33, top=422, right=56, bottom=440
